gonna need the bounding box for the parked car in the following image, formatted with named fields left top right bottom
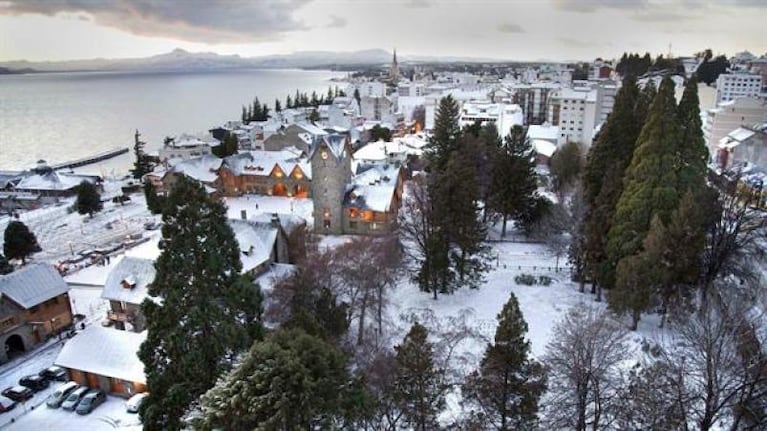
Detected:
left=39, top=366, right=68, bottom=382
left=19, top=374, right=49, bottom=392
left=1, top=386, right=33, bottom=402
left=46, top=382, right=80, bottom=408
left=75, top=389, right=106, bottom=415
left=0, top=396, right=17, bottom=413
left=61, top=386, right=90, bottom=411
left=125, top=392, right=148, bottom=413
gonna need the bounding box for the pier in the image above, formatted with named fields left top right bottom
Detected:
left=51, top=147, right=129, bottom=170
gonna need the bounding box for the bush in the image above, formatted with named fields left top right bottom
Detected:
left=514, top=274, right=537, bottom=285
left=538, top=275, right=552, bottom=286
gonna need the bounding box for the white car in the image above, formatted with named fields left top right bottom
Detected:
left=125, top=392, right=148, bottom=413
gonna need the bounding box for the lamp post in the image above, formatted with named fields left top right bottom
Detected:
left=67, top=241, right=74, bottom=256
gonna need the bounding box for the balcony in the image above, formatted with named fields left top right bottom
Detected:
left=107, top=310, right=135, bottom=323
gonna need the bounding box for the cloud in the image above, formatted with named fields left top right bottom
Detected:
left=558, top=37, right=599, bottom=49
left=553, top=0, right=649, bottom=13
left=0, top=0, right=313, bottom=43
left=497, top=22, right=525, bottom=34
left=631, top=10, right=693, bottom=22
left=326, top=14, right=347, bottom=29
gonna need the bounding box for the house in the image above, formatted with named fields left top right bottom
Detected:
left=229, top=218, right=287, bottom=276
left=263, top=123, right=328, bottom=153
left=54, top=326, right=147, bottom=398
left=162, top=154, right=223, bottom=195
left=248, top=213, right=307, bottom=264
left=715, top=125, right=767, bottom=170
left=342, top=164, right=405, bottom=234
left=101, top=257, right=155, bottom=332
left=216, top=149, right=311, bottom=197
left=0, top=263, right=73, bottom=363
left=158, top=133, right=217, bottom=165
left=13, top=161, right=101, bottom=200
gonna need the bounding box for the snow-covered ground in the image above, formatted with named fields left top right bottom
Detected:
left=1, top=393, right=142, bottom=431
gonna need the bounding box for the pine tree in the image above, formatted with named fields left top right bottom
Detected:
left=394, top=322, right=446, bottom=431
left=198, top=329, right=347, bottom=430
left=463, top=293, right=547, bottom=430
left=676, top=75, right=708, bottom=195
left=131, top=129, right=154, bottom=179
left=487, top=125, right=538, bottom=237
left=261, top=102, right=269, bottom=121
left=327, top=86, right=334, bottom=103
left=241, top=105, right=247, bottom=122
left=309, top=109, right=320, bottom=122
left=353, top=88, right=361, bottom=111
left=431, top=141, right=489, bottom=289
left=74, top=181, right=103, bottom=217
left=582, top=78, right=641, bottom=297
left=274, top=98, right=282, bottom=113
left=607, top=77, right=682, bottom=323
left=3, top=220, right=41, bottom=264
left=138, top=176, right=263, bottom=430
left=426, top=95, right=462, bottom=173
left=212, top=133, right=238, bottom=158
left=0, top=254, right=13, bottom=274
left=285, top=94, right=292, bottom=109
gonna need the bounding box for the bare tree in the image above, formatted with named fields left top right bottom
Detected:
left=530, top=202, right=571, bottom=271
left=333, top=234, right=402, bottom=345
left=542, top=304, right=630, bottom=431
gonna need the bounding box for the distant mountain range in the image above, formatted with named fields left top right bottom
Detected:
left=0, top=48, right=513, bottom=74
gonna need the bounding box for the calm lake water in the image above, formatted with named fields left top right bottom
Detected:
left=0, top=69, right=345, bottom=175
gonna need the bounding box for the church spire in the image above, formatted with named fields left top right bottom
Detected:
left=390, top=48, right=400, bottom=83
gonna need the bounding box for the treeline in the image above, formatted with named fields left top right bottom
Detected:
left=615, top=51, right=684, bottom=77
left=695, top=48, right=731, bottom=85
left=239, top=86, right=346, bottom=123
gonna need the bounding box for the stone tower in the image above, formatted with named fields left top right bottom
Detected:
left=309, top=134, right=352, bottom=234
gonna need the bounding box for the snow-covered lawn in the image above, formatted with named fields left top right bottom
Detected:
left=224, top=195, right=314, bottom=227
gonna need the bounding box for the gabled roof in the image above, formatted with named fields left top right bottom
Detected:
left=221, top=150, right=311, bottom=180
left=167, top=154, right=222, bottom=183
left=228, top=219, right=278, bottom=273
left=249, top=213, right=307, bottom=235
left=55, top=326, right=146, bottom=384
left=0, top=263, right=69, bottom=309
left=101, top=257, right=155, bottom=305
left=309, top=134, right=350, bottom=161
left=345, top=164, right=401, bottom=212
left=15, top=171, right=97, bottom=192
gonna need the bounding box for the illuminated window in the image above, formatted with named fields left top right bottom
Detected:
left=320, top=149, right=329, bottom=160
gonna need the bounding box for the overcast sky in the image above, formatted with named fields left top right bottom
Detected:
left=0, top=0, right=765, bottom=62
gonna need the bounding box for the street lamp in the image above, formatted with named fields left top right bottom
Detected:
left=67, top=241, right=74, bottom=256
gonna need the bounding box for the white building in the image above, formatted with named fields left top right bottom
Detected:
left=352, top=82, right=387, bottom=98
left=360, top=95, right=399, bottom=125
left=547, top=88, right=598, bottom=146
left=715, top=72, right=763, bottom=105
left=157, top=134, right=217, bottom=164
left=704, top=97, right=767, bottom=159
left=458, top=102, right=524, bottom=136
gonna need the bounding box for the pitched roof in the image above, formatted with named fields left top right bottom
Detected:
left=228, top=219, right=278, bottom=273
left=101, top=257, right=155, bottom=305
left=309, top=134, right=350, bottom=161
left=55, top=326, right=146, bottom=383
left=0, top=263, right=69, bottom=309
left=15, top=172, right=97, bottom=192
left=345, top=164, right=401, bottom=212
left=167, top=154, right=222, bottom=183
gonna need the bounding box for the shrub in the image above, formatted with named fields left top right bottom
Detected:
left=538, top=275, right=552, bottom=286
left=514, top=274, right=537, bottom=286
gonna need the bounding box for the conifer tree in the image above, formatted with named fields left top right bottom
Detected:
left=676, top=75, right=708, bottom=195
left=131, top=129, right=154, bottom=179
left=607, top=77, right=682, bottom=322
left=353, top=88, right=361, bottom=111
left=394, top=322, right=446, bottom=431
left=285, top=94, right=292, bottom=109
left=431, top=142, right=489, bottom=289
left=3, top=221, right=41, bottom=265
left=634, top=80, right=656, bottom=129
left=143, top=181, right=164, bottom=215
left=212, top=133, right=238, bottom=158
left=261, top=102, right=269, bottom=121
left=74, top=181, right=103, bottom=217
left=274, top=98, right=282, bottom=113
left=0, top=254, right=12, bottom=274
left=426, top=95, right=462, bottom=173
left=463, top=293, right=546, bottom=430
left=487, top=125, right=537, bottom=237
left=138, top=176, right=263, bottom=430
left=581, top=78, right=641, bottom=297
left=198, top=329, right=347, bottom=430
left=241, top=106, right=247, bottom=122
left=309, top=109, right=320, bottom=122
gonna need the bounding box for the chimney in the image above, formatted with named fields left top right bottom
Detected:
left=241, top=209, right=247, bottom=220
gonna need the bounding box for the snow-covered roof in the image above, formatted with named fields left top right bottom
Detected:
left=527, top=124, right=559, bottom=143
left=101, top=257, right=155, bottom=305
left=55, top=326, right=146, bottom=384
left=0, top=263, right=69, bottom=309
left=15, top=171, right=97, bottom=192
left=222, top=150, right=311, bottom=180
left=249, top=213, right=307, bottom=235
left=532, top=139, right=558, bottom=158
left=295, top=122, right=329, bottom=137
left=168, top=154, right=222, bottom=183
left=309, top=134, right=349, bottom=161
left=228, top=219, right=278, bottom=274
left=728, top=127, right=757, bottom=142
left=170, top=134, right=216, bottom=148
left=346, top=164, right=401, bottom=212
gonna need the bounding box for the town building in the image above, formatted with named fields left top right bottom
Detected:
left=216, top=148, right=310, bottom=197
left=715, top=72, right=764, bottom=105
left=511, top=83, right=561, bottom=125
left=263, top=123, right=328, bottom=153
left=0, top=263, right=73, bottom=363
left=458, top=102, right=524, bottom=137
left=158, top=134, right=217, bottom=165
left=547, top=88, right=598, bottom=146
left=714, top=124, right=767, bottom=171
left=360, top=95, right=399, bottom=125
left=55, top=326, right=147, bottom=398
left=101, top=257, right=154, bottom=332
left=13, top=161, right=101, bottom=200
left=704, top=97, right=767, bottom=158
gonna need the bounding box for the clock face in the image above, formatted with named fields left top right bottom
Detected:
left=320, top=149, right=329, bottom=160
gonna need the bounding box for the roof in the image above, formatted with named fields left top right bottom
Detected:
left=228, top=219, right=278, bottom=273
left=168, top=154, right=222, bottom=183
left=532, top=139, right=558, bottom=158
left=15, top=172, right=97, bottom=192
left=249, top=213, right=307, bottom=235
left=0, top=263, right=69, bottom=309
left=222, top=149, right=311, bottom=179
left=101, top=257, right=155, bottom=305
left=345, top=164, right=401, bottom=212
left=55, top=326, right=146, bottom=384
left=309, top=134, right=349, bottom=161
left=527, top=124, right=560, bottom=142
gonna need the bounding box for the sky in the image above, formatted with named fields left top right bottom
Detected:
left=0, top=0, right=765, bottom=63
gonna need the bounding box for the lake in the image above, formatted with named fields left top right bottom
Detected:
left=0, top=69, right=346, bottom=175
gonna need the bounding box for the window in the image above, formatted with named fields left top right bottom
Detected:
left=349, top=221, right=358, bottom=229
left=323, top=220, right=331, bottom=229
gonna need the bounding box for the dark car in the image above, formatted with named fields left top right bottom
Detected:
left=19, top=374, right=50, bottom=392
left=75, top=389, right=106, bottom=415
left=2, top=386, right=33, bottom=402
left=39, top=366, right=68, bottom=382
left=0, top=395, right=17, bottom=413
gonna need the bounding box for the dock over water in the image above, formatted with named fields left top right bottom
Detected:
left=51, top=147, right=129, bottom=170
